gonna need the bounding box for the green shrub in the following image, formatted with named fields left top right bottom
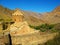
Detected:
left=0, top=19, right=3, bottom=21
left=29, top=24, right=55, bottom=32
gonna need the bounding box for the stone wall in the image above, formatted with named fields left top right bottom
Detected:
left=0, top=34, right=10, bottom=45
left=12, top=15, right=24, bottom=22
left=11, top=32, right=58, bottom=45
left=0, top=23, right=11, bottom=45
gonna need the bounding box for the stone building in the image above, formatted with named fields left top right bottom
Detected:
left=12, top=9, right=24, bottom=22
left=0, top=8, right=58, bottom=45
left=10, top=9, right=58, bottom=45
left=10, top=9, right=39, bottom=45
left=0, top=21, right=11, bottom=45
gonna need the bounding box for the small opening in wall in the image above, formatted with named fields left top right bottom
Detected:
left=8, top=34, right=12, bottom=45
left=5, top=43, right=9, bottom=45
left=38, top=44, right=40, bottom=45
left=2, top=23, right=8, bottom=30
left=17, top=44, right=22, bottom=45
left=15, top=19, right=16, bottom=21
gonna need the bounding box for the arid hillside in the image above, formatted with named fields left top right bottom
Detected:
left=0, top=5, right=13, bottom=22
left=0, top=5, right=60, bottom=25
left=41, top=6, right=60, bottom=24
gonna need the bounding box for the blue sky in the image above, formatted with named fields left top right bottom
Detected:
left=0, top=0, right=60, bottom=13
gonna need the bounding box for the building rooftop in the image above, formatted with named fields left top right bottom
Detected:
left=12, top=9, right=23, bottom=16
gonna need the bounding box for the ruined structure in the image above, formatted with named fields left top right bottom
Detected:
left=0, top=8, right=58, bottom=45
left=0, top=22, right=11, bottom=45
left=0, top=6, right=60, bottom=45
left=10, top=9, right=39, bottom=45
left=9, top=9, right=58, bottom=45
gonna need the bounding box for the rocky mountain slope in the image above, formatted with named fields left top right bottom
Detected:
left=41, top=6, right=60, bottom=24
left=0, top=5, right=60, bottom=25
left=0, top=5, right=13, bottom=22
left=23, top=11, right=45, bottom=26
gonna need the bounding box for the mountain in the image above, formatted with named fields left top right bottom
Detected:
left=12, top=9, right=45, bottom=26
left=40, top=6, right=60, bottom=24
left=0, top=5, right=60, bottom=26
left=19, top=6, right=60, bottom=25
left=0, top=5, right=13, bottom=22
left=23, top=11, right=45, bottom=26
left=52, top=6, right=60, bottom=12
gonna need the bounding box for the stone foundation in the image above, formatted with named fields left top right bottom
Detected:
left=11, top=32, right=58, bottom=45
left=0, top=34, right=10, bottom=45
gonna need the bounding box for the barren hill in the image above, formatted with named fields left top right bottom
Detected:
left=0, top=5, right=60, bottom=25
left=0, top=5, right=13, bottom=22
left=41, top=6, right=60, bottom=24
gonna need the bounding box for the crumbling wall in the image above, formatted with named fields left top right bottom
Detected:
left=11, top=32, right=58, bottom=45
left=0, top=34, right=10, bottom=45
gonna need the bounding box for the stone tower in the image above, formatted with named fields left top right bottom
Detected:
left=12, top=9, right=24, bottom=22
left=10, top=9, right=39, bottom=45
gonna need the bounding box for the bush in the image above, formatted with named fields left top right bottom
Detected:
left=0, top=19, right=3, bottom=21
left=29, top=24, right=55, bottom=32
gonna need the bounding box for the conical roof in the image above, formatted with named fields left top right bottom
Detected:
left=12, top=8, right=23, bottom=15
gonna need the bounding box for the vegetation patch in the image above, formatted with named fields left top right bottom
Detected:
left=29, top=23, right=60, bottom=32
